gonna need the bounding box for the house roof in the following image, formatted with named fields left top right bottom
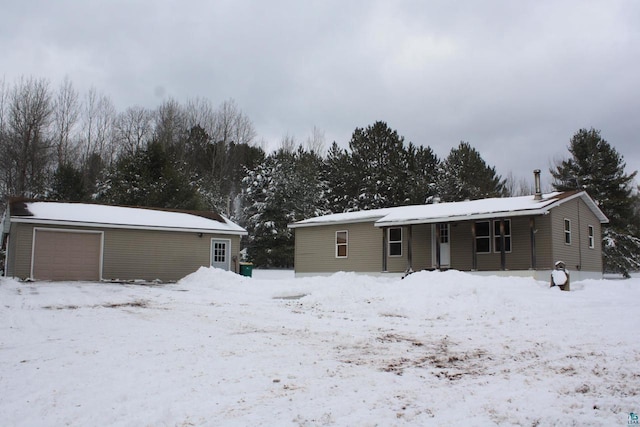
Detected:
left=289, top=191, right=609, bottom=229
left=4, top=199, right=247, bottom=235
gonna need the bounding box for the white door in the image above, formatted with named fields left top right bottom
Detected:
left=432, top=224, right=451, bottom=268
left=439, top=224, right=450, bottom=267
left=211, top=239, right=231, bottom=271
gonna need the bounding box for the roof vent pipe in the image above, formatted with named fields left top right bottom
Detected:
left=533, top=169, right=542, bottom=200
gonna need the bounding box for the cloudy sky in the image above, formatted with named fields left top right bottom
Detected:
left=2, top=0, right=639, bottom=188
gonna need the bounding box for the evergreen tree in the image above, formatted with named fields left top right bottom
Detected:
left=50, top=163, right=88, bottom=201
left=95, top=140, right=203, bottom=210
left=322, top=142, right=357, bottom=213
left=551, top=128, right=639, bottom=276
left=551, top=128, right=637, bottom=230
left=348, top=121, right=411, bottom=210
left=241, top=147, right=327, bottom=267
left=405, top=143, right=440, bottom=205
left=439, top=141, right=506, bottom=202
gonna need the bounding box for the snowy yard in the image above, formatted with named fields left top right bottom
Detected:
left=1, top=269, right=638, bottom=426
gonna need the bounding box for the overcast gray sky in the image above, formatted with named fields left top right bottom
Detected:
left=2, top=0, right=639, bottom=189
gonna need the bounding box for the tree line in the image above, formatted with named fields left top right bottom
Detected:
left=1, top=76, right=638, bottom=275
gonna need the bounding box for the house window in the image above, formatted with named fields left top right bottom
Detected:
left=388, top=227, right=402, bottom=257
left=564, top=219, right=571, bottom=245
left=475, top=221, right=491, bottom=253
left=439, top=223, right=449, bottom=244
left=493, top=219, right=511, bottom=253
left=588, top=225, right=594, bottom=249
left=336, top=231, right=348, bottom=258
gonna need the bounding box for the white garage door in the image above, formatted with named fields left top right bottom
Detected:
left=32, top=229, right=102, bottom=281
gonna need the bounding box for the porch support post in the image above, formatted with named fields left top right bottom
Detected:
left=499, top=218, right=506, bottom=271
left=435, top=223, right=441, bottom=270
left=406, top=225, right=413, bottom=273
left=471, top=222, right=477, bottom=271
left=529, top=217, right=537, bottom=270
left=382, top=227, right=388, bottom=272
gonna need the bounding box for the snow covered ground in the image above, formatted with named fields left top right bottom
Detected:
left=1, top=269, right=638, bottom=426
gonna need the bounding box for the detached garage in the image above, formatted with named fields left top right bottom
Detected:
left=1, top=199, right=247, bottom=282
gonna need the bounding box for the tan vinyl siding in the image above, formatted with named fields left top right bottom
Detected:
left=6, top=223, right=241, bottom=282
left=7, top=223, right=33, bottom=279
left=449, top=223, right=472, bottom=271
left=103, top=229, right=241, bottom=281
left=385, top=226, right=408, bottom=273
left=411, top=224, right=432, bottom=270
left=550, top=198, right=603, bottom=272
left=533, top=215, right=553, bottom=270
left=294, top=222, right=383, bottom=273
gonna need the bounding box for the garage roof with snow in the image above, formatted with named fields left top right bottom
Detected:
left=5, top=200, right=247, bottom=235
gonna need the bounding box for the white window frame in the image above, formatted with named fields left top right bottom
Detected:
left=588, top=225, right=594, bottom=249
left=336, top=230, right=348, bottom=258
left=564, top=219, right=571, bottom=245
left=493, top=219, right=512, bottom=253
left=388, top=227, right=402, bottom=257
left=475, top=221, right=491, bottom=254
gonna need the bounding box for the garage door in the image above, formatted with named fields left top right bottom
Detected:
left=33, top=229, right=102, bottom=281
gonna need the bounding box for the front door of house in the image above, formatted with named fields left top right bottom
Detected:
left=439, top=224, right=450, bottom=267
left=211, top=239, right=231, bottom=271
left=432, top=224, right=451, bottom=268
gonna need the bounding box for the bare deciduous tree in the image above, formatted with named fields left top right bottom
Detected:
left=81, top=88, right=116, bottom=166
left=305, top=125, right=326, bottom=156
left=1, top=77, right=53, bottom=197
left=114, top=106, right=153, bottom=156
left=52, top=76, right=80, bottom=166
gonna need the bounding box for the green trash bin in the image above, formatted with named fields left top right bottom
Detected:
left=239, top=262, right=253, bottom=277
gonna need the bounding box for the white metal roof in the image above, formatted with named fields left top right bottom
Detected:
left=9, top=201, right=248, bottom=235
left=289, top=191, right=609, bottom=229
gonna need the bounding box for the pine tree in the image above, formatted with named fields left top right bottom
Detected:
left=348, top=121, right=411, bottom=210
left=50, top=163, right=88, bottom=201
left=95, top=141, right=203, bottom=210
left=551, top=128, right=639, bottom=276
left=439, top=142, right=506, bottom=202
left=241, top=146, right=328, bottom=267
left=322, top=142, right=356, bottom=213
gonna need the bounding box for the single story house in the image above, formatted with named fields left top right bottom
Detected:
left=289, top=185, right=608, bottom=281
left=1, top=199, right=247, bottom=282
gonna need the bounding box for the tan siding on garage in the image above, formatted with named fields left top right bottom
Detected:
left=6, top=223, right=241, bottom=282
left=102, top=229, right=240, bottom=281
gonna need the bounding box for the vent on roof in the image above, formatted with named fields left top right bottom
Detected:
left=534, top=169, right=542, bottom=200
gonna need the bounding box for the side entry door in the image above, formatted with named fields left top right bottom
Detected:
left=211, top=239, right=231, bottom=271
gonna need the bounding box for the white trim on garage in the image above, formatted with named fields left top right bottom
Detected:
left=31, top=227, right=104, bottom=281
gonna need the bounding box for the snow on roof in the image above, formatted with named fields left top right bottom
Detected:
left=10, top=201, right=247, bottom=235
left=288, top=207, right=395, bottom=228
left=289, top=191, right=608, bottom=229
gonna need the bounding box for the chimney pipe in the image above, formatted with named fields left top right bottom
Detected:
left=533, top=169, right=542, bottom=200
